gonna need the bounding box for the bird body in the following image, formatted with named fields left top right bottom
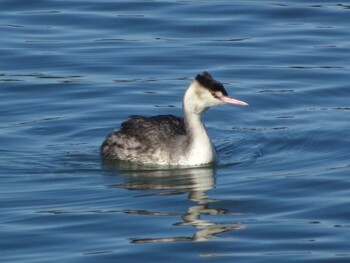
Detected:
left=101, top=72, right=247, bottom=166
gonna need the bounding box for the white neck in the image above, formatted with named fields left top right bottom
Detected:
left=182, top=83, right=216, bottom=165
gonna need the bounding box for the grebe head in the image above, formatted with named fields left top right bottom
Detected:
left=184, top=71, right=248, bottom=114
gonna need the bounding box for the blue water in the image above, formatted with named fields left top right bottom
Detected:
left=1, top=1, right=350, bottom=262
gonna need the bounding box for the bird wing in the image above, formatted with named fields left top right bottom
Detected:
left=119, top=115, right=186, bottom=142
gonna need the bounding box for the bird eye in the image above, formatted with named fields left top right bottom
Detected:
left=211, top=92, right=217, bottom=98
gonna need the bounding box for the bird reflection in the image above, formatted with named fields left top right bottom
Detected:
left=104, top=161, right=244, bottom=243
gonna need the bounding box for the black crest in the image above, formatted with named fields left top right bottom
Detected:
left=195, top=71, right=228, bottom=96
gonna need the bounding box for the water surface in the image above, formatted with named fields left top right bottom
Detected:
left=1, top=1, right=350, bottom=262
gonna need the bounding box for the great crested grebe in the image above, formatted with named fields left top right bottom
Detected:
left=101, top=72, right=248, bottom=166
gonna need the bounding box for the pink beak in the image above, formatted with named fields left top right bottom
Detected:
left=219, top=96, right=248, bottom=106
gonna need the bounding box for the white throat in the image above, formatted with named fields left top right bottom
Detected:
left=182, top=82, right=217, bottom=165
